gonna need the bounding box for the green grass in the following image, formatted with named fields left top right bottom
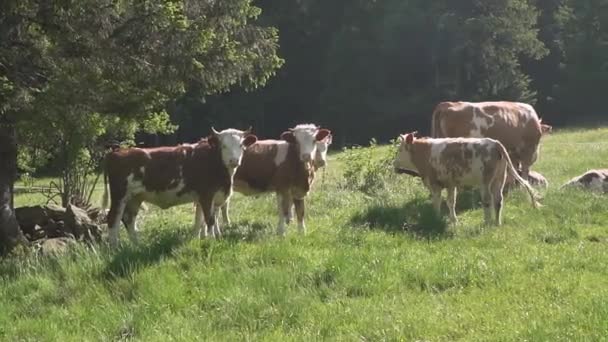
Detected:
left=3, top=127, right=608, bottom=340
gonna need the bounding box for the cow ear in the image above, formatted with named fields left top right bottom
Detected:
left=280, top=131, right=296, bottom=143
left=316, top=129, right=331, bottom=141
left=208, top=135, right=219, bottom=147
left=405, top=133, right=415, bottom=144
left=243, top=134, right=257, bottom=147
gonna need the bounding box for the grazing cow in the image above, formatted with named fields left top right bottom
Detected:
left=219, top=130, right=333, bottom=226
left=102, top=128, right=257, bottom=246
left=504, top=170, right=548, bottom=193
left=431, top=101, right=544, bottom=180
left=561, top=169, right=608, bottom=193
left=209, top=124, right=331, bottom=235
left=393, top=132, right=539, bottom=225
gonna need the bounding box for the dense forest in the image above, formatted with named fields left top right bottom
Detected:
left=1, top=0, right=608, bottom=247
left=169, top=0, right=608, bottom=146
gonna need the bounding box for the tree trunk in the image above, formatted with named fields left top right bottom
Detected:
left=0, top=122, right=22, bottom=252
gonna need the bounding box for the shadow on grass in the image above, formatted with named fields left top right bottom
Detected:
left=221, top=220, right=270, bottom=243
left=103, top=228, right=188, bottom=279
left=351, top=197, right=451, bottom=240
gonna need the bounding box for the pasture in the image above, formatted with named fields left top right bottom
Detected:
left=2, top=128, right=608, bottom=340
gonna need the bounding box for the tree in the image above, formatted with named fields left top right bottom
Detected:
left=0, top=0, right=282, bottom=250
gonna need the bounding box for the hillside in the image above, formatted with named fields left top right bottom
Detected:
left=2, top=128, right=608, bottom=340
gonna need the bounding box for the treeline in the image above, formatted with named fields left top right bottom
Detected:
left=166, top=0, right=608, bottom=146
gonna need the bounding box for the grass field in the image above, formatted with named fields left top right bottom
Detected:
left=2, top=128, right=608, bottom=340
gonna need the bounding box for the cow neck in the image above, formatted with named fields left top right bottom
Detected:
left=197, top=140, right=232, bottom=194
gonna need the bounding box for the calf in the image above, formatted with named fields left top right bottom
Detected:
left=102, top=128, right=257, bottom=246
left=220, top=130, right=333, bottom=226
left=393, top=132, right=539, bottom=225
left=561, top=169, right=608, bottom=193
left=210, top=124, right=331, bottom=235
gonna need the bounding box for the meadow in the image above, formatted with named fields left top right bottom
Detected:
left=2, top=128, right=608, bottom=341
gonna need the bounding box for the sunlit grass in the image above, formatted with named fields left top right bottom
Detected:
left=2, top=127, right=608, bottom=340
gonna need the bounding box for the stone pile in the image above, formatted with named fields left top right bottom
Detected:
left=15, top=204, right=103, bottom=244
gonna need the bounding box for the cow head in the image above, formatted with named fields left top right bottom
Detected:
left=393, top=131, right=418, bottom=172
left=314, top=132, right=333, bottom=169
left=281, top=124, right=331, bottom=164
left=210, top=127, right=257, bottom=169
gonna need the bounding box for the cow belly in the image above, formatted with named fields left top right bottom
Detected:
left=140, top=190, right=197, bottom=209
left=233, top=179, right=266, bottom=196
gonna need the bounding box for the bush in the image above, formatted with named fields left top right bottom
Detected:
left=339, top=139, right=398, bottom=195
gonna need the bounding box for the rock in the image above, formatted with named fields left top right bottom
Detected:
left=39, top=237, right=76, bottom=256
left=42, top=220, right=61, bottom=238
left=64, top=204, right=102, bottom=242
left=15, top=206, right=49, bottom=233
left=44, top=204, right=66, bottom=222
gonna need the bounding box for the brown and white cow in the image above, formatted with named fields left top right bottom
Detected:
left=393, top=132, right=539, bottom=225
left=102, top=128, right=257, bottom=247
left=431, top=101, right=544, bottom=180
left=561, top=169, right=608, bottom=193
left=208, top=124, right=331, bottom=235
left=219, top=129, right=333, bottom=227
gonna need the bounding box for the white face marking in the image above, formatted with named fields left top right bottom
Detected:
left=393, top=140, right=416, bottom=171
left=274, top=141, right=289, bottom=166
left=314, top=135, right=332, bottom=168
left=215, top=128, right=247, bottom=170
left=292, top=124, right=319, bottom=162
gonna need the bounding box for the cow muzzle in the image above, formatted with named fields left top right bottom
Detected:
left=227, top=158, right=240, bottom=168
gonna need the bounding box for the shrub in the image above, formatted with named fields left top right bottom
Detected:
left=339, top=138, right=398, bottom=195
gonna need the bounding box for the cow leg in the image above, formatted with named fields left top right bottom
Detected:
left=293, top=198, right=306, bottom=234
left=446, top=187, right=458, bottom=224
left=212, top=204, right=222, bottom=237
left=276, top=192, right=291, bottom=236
left=122, top=198, right=143, bottom=244
left=492, top=184, right=504, bottom=226
left=198, top=198, right=216, bottom=239
left=221, top=201, right=230, bottom=226
left=430, top=187, right=443, bottom=217
left=480, top=185, right=493, bottom=226
left=107, top=198, right=127, bottom=247
left=194, top=202, right=205, bottom=238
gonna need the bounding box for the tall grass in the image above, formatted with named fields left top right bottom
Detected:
left=2, top=128, right=608, bottom=340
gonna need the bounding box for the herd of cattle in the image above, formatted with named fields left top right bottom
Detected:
left=101, top=101, right=604, bottom=246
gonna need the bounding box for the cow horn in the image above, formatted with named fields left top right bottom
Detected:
left=244, top=126, right=252, bottom=134
left=211, top=127, right=220, bottom=135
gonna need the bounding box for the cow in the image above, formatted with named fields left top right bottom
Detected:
left=101, top=128, right=258, bottom=247
left=200, top=124, right=331, bottom=236
left=504, top=170, right=548, bottom=193
left=393, top=132, right=539, bottom=225
left=561, top=169, right=608, bottom=193
left=431, top=101, right=544, bottom=180
left=540, top=121, right=553, bottom=135
left=219, top=129, right=333, bottom=227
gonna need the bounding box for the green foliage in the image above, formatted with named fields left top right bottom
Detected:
left=339, top=138, right=397, bottom=194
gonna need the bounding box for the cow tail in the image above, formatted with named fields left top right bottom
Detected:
left=431, top=105, right=442, bottom=138
left=101, top=156, right=110, bottom=211
left=497, top=142, right=541, bottom=208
